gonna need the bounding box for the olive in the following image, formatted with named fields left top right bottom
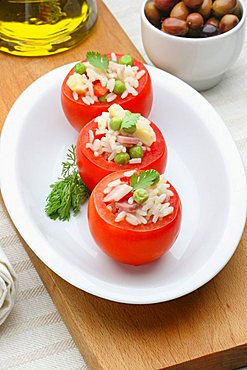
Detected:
left=170, top=2, right=190, bottom=20
left=206, top=17, right=220, bottom=27
left=182, top=0, right=203, bottom=9
left=154, top=0, right=180, bottom=12
left=186, top=12, right=204, bottom=29
left=231, top=2, right=242, bottom=18
left=200, top=23, right=220, bottom=36
left=162, top=17, right=189, bottom=35
left=219, top=13, right=239, bottom=32
left=212, top=0, right=236, bottom=18
left=198, top=0, right=212, bottom=19
left=145, top=1, right=163, bottom=27
left=187, top=28, right=201, bottom=37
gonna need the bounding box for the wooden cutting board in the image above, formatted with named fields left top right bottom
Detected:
left=1, top=1, right=247, bottom=369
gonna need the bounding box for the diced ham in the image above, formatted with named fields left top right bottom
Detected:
left=110, top=202, right=117, bottom=214
left=117, top=136, right=141, bottom=145
left=115, top=201, right=140, bottom=213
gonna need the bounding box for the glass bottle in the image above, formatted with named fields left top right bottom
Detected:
left=0, top=0, right=97, bottom=56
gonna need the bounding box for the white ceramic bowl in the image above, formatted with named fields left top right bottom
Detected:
left=141, top=0, right=246, bottom=91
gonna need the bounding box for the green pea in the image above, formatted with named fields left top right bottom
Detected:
left=113, top=80, right=126, bottom=95
left=74, top=62, right=86, bottom=74
left=99, top=93, right=108, bottom=102
left=122, top=123, right=136, bottom=134
left=129, top=146, right=144, bottom=159
left=119, top=55, right=134, bottom=66
left=133, top=189, right=149, bottom=204
left=110, top=117, right=122, bottom=131
left=114, top=152, right=130, bottom=165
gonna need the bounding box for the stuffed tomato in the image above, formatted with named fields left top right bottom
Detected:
left=76, top=104, right=167, bottom=190
left=88, top=169, right=182, bottom=265
left=61, top=52, right=153, bottom=132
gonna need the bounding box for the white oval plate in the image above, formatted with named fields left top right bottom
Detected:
left=1, top=64, right=246, bottom=304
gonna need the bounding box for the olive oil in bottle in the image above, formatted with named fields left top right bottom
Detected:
left=0, top=0, right=97, bottom=56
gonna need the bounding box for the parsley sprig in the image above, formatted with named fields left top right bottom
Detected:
left=121, top=111, right=140, bottom=133
left=86, top=51, right=109, bottom=72
left=45, top=145, right=90, bottom=221
left=130, top=170, right=160, bottom=191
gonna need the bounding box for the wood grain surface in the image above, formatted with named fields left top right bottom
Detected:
left=1, top=1, right=247, bottom=369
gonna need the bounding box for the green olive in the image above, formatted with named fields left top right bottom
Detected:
left=74, top=62, right=86, bottom=74
left=219, top=13, right=239, bottom=32
left=119, top=55, right=134, bottom=66
left=145, top=1, right=163, bottom=27
left=133, top=189, right=149, bottom=204
left=198, top=0, right=212, bottom=19
left=114, top=152, right=130, bottom=164
left=186, top=12, right=204, bottom=29
left=110, top=117, right=122, bottom=131
left=113, top=80, right=126, bottom=94
left=212, top=0, right=236, bottom=18
left=162, top=17, right=189, bottom=36
left=170, top=2, right=190, bottom=20
left=129, top=146, right=144, bottom=159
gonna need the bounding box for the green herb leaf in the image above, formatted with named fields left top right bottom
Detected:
left=71, top=176, right=91, bottom=216
left=121, top=111, right=140, bottom=134
left=61, top=145, right=76, bottom=178
left=130, top=170, right=160, bottom=191
left=45, top=145, right=90, bottom=221
left=86, top=51, right=109, bottom=72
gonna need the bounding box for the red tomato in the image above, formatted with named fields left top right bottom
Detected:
left=88, top=170, right=182, bottom=265
left=76, top=120, right=167, bottom=190
left=61, top=53, right=153, bottom=132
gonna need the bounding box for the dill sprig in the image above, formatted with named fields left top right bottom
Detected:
left=45, top=145, right=90, bottom=221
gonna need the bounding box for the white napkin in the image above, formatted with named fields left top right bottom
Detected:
left=0, top=246, right=17, bottom=325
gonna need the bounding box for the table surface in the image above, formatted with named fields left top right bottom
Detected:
left=1, top=0, right=247, bottom=369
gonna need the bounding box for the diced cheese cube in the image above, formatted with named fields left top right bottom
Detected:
left=137, top=116, right=151, bottom=126
left=135, top=119, right=156, bottom=146
left=66, top=73, right=87, bottom=95
left=97, top=113, right=110, bottom=130
left=108, top=104, right=125, bottom=119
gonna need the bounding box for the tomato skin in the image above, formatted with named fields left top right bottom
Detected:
left=88, top=171, right=182, bottom=266
left=61, top=53, right=153, bottom=132
left=76, top=120, right=167, bottom=190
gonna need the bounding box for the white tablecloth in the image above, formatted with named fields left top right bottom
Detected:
left=0, top=0, right=247, bottom=369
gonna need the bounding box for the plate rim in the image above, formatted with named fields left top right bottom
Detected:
left=1, top=63, right=246, bottom=304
